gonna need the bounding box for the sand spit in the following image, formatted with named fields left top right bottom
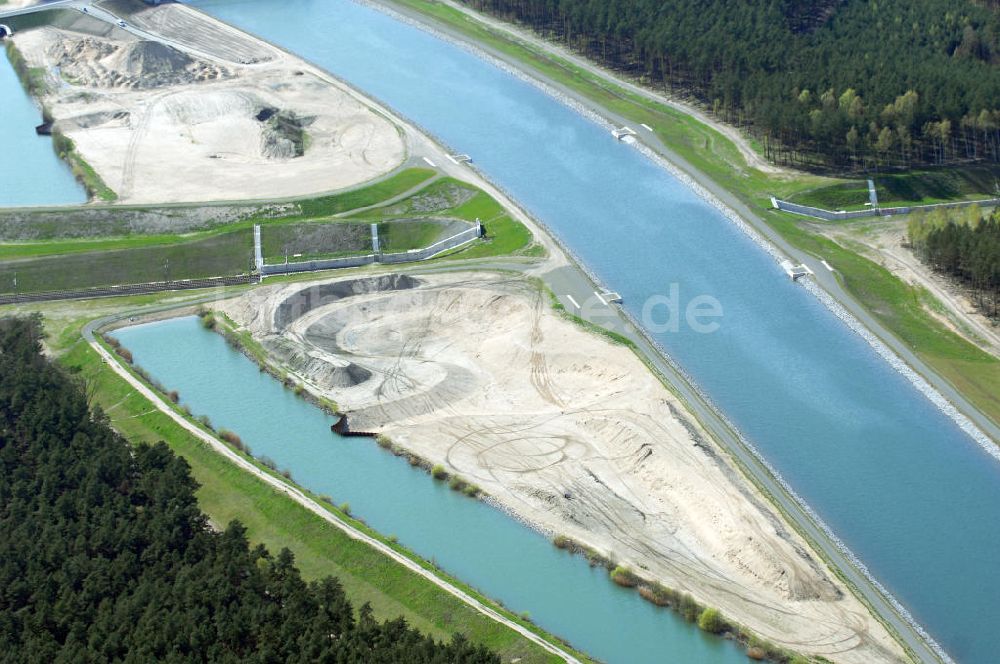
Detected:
left=217, top=271, right=905, bottom=664
left=10, top=4, right=404, bottom=203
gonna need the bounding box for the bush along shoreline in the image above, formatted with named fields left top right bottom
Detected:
left=198, top=309, right=486, bottom=503
left=5, top=40, right=116, bottom=202
left=551, top=534, right=810, bottom=663
left=195, top=307, right=812, bottom=661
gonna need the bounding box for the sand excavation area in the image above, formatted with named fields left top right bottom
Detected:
left=217, top=271, right=905, bottom=664
left=12, top=3, right=404, bottom=203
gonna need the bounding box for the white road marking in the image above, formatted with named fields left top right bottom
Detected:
left=640, top=123, right=653, bottom=131
left=822, top=260, right=834, bottom=272
left=445, top=154, right=459, bottom=165
left=566, top=294, right=580, bottom=308
left=594, top=290, right=607, bottom=305
left=422, top=157, right=436, bottom=167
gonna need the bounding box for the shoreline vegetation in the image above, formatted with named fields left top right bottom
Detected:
left=4, top=40, right=117, bottom=202
left=193, top=305, right=488, bottom=506
left=551, top=535, right=809, bottom=664
left=380, top=0, right=1000, bottom=433
left=343, top=3, right=973, bottom=660
left=449, top=0, right=1000, bottom=173
left=0, top=2, right=983, bottom=661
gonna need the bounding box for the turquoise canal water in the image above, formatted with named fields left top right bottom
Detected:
left=162, top=1, right=998, bottom=660
left=115, top=316, right=748, bottom=664
left=0, top=49, right=86, bottom=206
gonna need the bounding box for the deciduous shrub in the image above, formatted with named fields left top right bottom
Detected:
left=638, top=582, right=678, bottom=607
left=697, top=607, right=726, bottom=634
left=679, top=593, right=700, bottom=622
left=610, top=566, right=639, bottom=588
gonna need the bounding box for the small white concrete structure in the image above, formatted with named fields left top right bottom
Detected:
left=595, top=290, right=623, bottom=304
left=781, top=259, right=813, bottom=281
left=612, top=126, right=637, bottom=140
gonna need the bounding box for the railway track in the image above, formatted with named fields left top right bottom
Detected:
left=0, top=274, right=254, bottom=305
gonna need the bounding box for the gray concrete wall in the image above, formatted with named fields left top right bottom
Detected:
left=261, top=255, right=375, bottom=276
left=378, top=224, right=482, bottom=264
left=773, top=196, right=1000, bottom=221
left=260, top=223, right=483, bottom=277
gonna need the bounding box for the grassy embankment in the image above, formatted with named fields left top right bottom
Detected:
left=0, top=229, right=254, bottom=292
left=348, top=176, right=540, bottom=259
left=30, top=302, right=578, bottom=664
left=388, top=0, right=1000, bottom=429
left=0, top=169, right=539, bottom=294
left=4, top=40, right=117, bottom=202
left=790, top=166, right=1000, bottom=212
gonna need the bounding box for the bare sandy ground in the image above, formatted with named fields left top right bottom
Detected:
left=817, top=217, right=1000, bottom=358
left=217, top=271, right=905, bottom=664
left=11, top=4, right=404, bottom=203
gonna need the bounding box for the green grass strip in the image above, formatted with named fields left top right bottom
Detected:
left=57, top=332, right=573, bottom=664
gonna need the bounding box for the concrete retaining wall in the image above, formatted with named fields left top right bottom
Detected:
left=772, top=196, right=1000, bottom=221
left=260, top=223, right=483, bottom=277
left=261, top=254, right=374, bottom=276
left=379, top=224, right=482, bottom=264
